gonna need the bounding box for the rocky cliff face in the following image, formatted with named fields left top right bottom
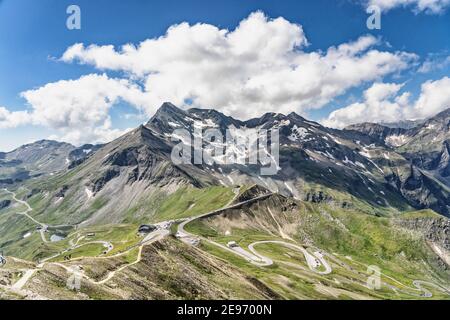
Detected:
left=0, top=200, right=11, bottom=210
left=396, top=215, right=450, bottom=270
left=397, top=217, right=450, bottom=251
left=345, top=122, right=409, bottom=147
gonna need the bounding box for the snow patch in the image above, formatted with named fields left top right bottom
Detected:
left=168, top=121, right=181, bottom=128
left=85, top=187, right=94, bottom=199
left=385, top=134, right=409, bottom=147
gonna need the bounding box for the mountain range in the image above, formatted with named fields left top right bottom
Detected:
left=0, top=102, right=449, bottom=300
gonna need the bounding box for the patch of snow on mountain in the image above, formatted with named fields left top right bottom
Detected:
left=85, top=187, right=93, bottom=199
left=168, top=121, right=182, bottom=128
left=284, top=181, right=294, bottom=193
left=355, top=161, right=366, bottom=169
left=359, top=148, right=371, bottom=158
left=343, top=156, right=353, bottom=166
left=385, top=134, right=409, bottom=147
left=328, top=134, right=344, bottom=145
left=194, top=119, right=218, bottom=129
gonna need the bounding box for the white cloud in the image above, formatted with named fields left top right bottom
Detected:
left=0, top=107, right=30, bottom=129
left=1, top=74, right=147, bottom=145
left=0, top=11, right=419, bottom=147
left=322, top=76, right=450, bottom=128
left=412, top=76, right=450, bottom=118
left=367, top=0, right=450, bottom=14
left=61, top=11, right=416, bottom=120
left=418, top=55, right=450, bottom=73
left=323, top=82, right=410, bottom=128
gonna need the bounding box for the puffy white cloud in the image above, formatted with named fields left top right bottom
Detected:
left=1, top=74, right=147, bottom=145
left=61, top=11, right=416, bottom=120
left=0, top=11, right=419, bottom=147
left=412, top=76, right=450, bottom=118
left=0, top=107, right=30, bottom=129
left=47, top=122, right=132, bottom=147
left=322, top=76, right=450, bottom=128
left=367, top=0, right=450, bottom=14
left=323, top=82, right=410, bottom=128
left=21, top=73, right=147, bottom=129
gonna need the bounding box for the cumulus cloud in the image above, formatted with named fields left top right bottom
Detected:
left=61, top=11, right=416, bottom=120
left=0, top=107, right=30, bottom=129
left=1, top=74, right=147, bottom=145
left=0, top=11, right=419, bottom=146
left=412, top=76, right=450, bottom=118
left=322, top=76, right=450, bottom=128
left=367, top=0, right=450, bottom=14
left=323, top=82, right=410, bottom=128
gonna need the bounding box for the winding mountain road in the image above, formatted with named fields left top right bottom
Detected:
left=3, top=188, right=449, bottom=299
left=2, top=188, right=47, bottom=241
left=248, top=240, right=332, bottom=274
left=175, top=192, right=450, bottom=298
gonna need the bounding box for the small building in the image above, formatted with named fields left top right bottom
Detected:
left=138, top=225, right=157, bottom=234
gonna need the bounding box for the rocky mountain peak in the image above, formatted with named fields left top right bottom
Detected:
left=429, top=107, right=450, bottom=122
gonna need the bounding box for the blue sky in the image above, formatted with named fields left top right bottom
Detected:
left=0, top=0, right=449, bottom=151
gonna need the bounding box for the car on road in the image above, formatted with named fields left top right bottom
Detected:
left=227, top=241, right=239, bottom=248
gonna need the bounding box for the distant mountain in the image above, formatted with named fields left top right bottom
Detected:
left=399, top=108, right=450, bottom=155
left=380, top=119, right=424, bottom=129
left=0, top=140, right=75, bottom=182
left=0, top=140, right=106, bottom=183
left=347, top=108, right=450, bottom=215
left=345, top=123, right=409, bottom=147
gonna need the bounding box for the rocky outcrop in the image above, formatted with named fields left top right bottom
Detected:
left=396, top=215, right=450, bottom=270
left=304, top=191, right=333, bottom=204
left=0, top=179, right=14, bottom=185
left=0, top=200, right=11, bottom=210
left=386, top=165, right=450, bottom=217
left=91, top=168, right=121, bottom=193
left=436, top=141, right=450, bottom=177
left=397, top=216, right=450, bottom=251
left=234, top=185, right=271, bottom=203
left=55, top=186, right=69, bottom=198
